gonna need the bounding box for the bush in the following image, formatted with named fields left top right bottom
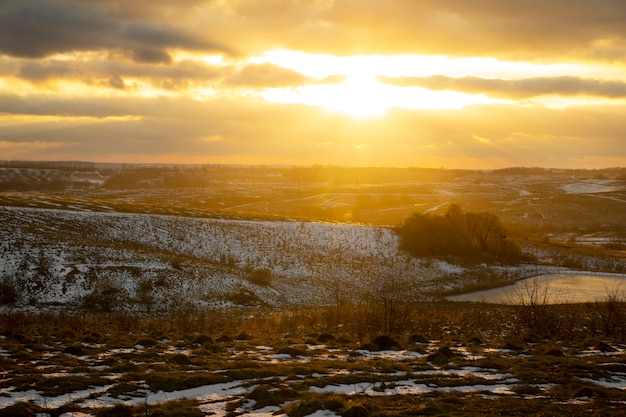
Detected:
left=285, top=394, right=346, bottom=417
left=0, top=283, right=17, bottom=304
left=371, top=335, right=401, bottom=350
left=82, top=278, right=123, bottom=312
left=169, top=353, right=192, bottom=365
left=144, top=399, right=203, bottom=417
left=247, top=269, right=272, bottom=287
left=96, top=404, right=134, bottom=417
left=398, top=204, right=522, bottom=263
left=0, top=401, right=39, bottom=417
left=248, top=385, right=299, bottom=409
left=227, top=288, right=263, bottom=306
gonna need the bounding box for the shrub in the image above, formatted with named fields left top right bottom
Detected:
left=0, top=401, right=39, bottom=417
left=227, top=288, right=262, bottom=306
left=398, top=204, right=522, bottom=263
left=317, top=333, right=335, bottom=343
left=237, top=331, right=253, bottom=340
left=136, top=338, right=158, bottom=347
left=247, top=385, right=299, bottom=409
left=193, top=334, right=213, bottom=345
left=427, top=346, right=455, bottom=365
left=95, top=404, right=134, bottom=417
left=64, top=344, right=86, bottom=356
left=216, top=334, right=233, bottom=343
left=82, top=277, right=124, bottom=312
left=277, top=346, right=307, bottom=357
left=169, top=353, right=192, bottom=365
left=144, top=399, right=203, bottom=417
left=343, top=404, right=371, bottom=417
left=0, top=283, right=18, bottom=305
left=371, top=335, right=401, bottom=350
left=285, top=394, right=346, bottom=417
left=408, top=334, right=429, bottom=344
left=247, top=268, right=272, bottom=287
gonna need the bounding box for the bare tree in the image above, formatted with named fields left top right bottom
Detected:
left=510, top=276, right=568, bottom=336
left=597, top=284, right=626, bottom=341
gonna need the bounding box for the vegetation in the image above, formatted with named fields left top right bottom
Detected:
left=398, top=204, right=523, bottom=263
left=247, top=268, right=273, bottom=287
left=1, top=163, right=626, bottom=415
left=1, top=301, right=626, bottom=416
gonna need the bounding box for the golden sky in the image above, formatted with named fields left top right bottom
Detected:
left=1, top=0, right=625, bottom=168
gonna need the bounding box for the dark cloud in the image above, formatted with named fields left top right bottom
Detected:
left=3, top=0, right=625, bottom=63
left=0, top=0, right=226, bottom=62
left=108, top=75, right=126, bottom=89
left=380, top=75, right=626, bottom=99
left=6, top=55, right=340, bottom=92
left=1, top=0, right=625, bottom=167
left=3, top=55, right=225, bottom=90
left=18, top=60, right=77, bottom=81
left=313, top=0, right=626, bottom=60
left=198, top=0, right=626, bottom=62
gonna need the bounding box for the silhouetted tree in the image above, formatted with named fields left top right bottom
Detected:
left=399, top=204, right=522, bottom=263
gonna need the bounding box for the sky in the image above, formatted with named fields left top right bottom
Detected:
left=1, top=0, right=625, bottom=169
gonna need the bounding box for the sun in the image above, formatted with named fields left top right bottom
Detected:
left=251, top=50, right=510, bottom=117
left=319, top=75, right=389, bottom=118
left=256, top=74, right=389, bottom=118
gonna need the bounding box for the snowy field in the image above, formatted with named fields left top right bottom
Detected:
left=1, top=166, right=626, bottom=416
left=1, top=206, right=543, bottom=310
left=1, top=330, right=625, bottom=415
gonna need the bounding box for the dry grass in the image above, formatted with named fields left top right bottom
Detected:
left=1, top=303, right=626, bottom=416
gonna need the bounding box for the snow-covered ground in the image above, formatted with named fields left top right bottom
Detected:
left=0, top=206, right=538, bottom=310
left=1, top=335, right=624, bottom=414
left=560, top=179, right=626, bottom=195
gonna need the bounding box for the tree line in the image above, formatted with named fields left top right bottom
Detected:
left=398, top=204, right=522, bottom=264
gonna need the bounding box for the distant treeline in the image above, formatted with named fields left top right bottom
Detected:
left=398, top=204, right=523, bottom=264
left=0, top=160, right=96, bottom=170
left=491, top=166, right=626, bottom=179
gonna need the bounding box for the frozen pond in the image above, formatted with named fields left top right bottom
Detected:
left=449, top=273, right=626, bottom=304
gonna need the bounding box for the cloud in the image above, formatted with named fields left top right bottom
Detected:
left=222, top=63, right=311, bottom=88
left=3, top=1, right=625, bottom=63
left=5, top=55, right=224, bottom=89
left=0, top=0, right=226, bottom=62
left=3, top=54, right=341, bottom=94
left=312, top=0, right=626, bottom=61
left=0, top=90, right=624, bottom=168
left=0, top=0, right=624, bottom=168
left=380, top=75, right=626, bottom=99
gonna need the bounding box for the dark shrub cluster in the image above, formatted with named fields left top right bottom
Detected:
left=398, top=203, right=522, bottom=263
left=247, top=268, right=273, bottom=287
left=0, top=282, right=18, bottom=304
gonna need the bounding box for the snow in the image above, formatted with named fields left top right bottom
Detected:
left=1, top=206, right=532, bottom=308
left=305, top=410, right=341, bottom=417
left=0, top=333, right=624, bottom=413
left=561, top=180, right=625, bottom=195
left=79, top=380, right=248, bottom=409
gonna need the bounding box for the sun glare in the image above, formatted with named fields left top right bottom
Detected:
left=314, top=75, right=389, bottom=118
left=248, top=49, right=626, bottom=117
left=257, top=74, right=505, bottom=117
left=251, top=50, right=518, bottom=117
left=253, top=49, right=625, bottom=81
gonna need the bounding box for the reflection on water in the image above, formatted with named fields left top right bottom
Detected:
left=448, top=274, right=626, bottom=304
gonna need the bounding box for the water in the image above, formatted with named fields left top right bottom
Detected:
left=448, top=273, right=626, bottom=304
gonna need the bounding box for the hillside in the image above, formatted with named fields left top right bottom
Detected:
left=2, top=163, right=626, bottom=312
left=0, top=206, right=546, bottom=311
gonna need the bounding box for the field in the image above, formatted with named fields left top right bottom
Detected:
left=3, top=304, right=626, bottom=416
left=1, top=163, right=626, bottom=416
